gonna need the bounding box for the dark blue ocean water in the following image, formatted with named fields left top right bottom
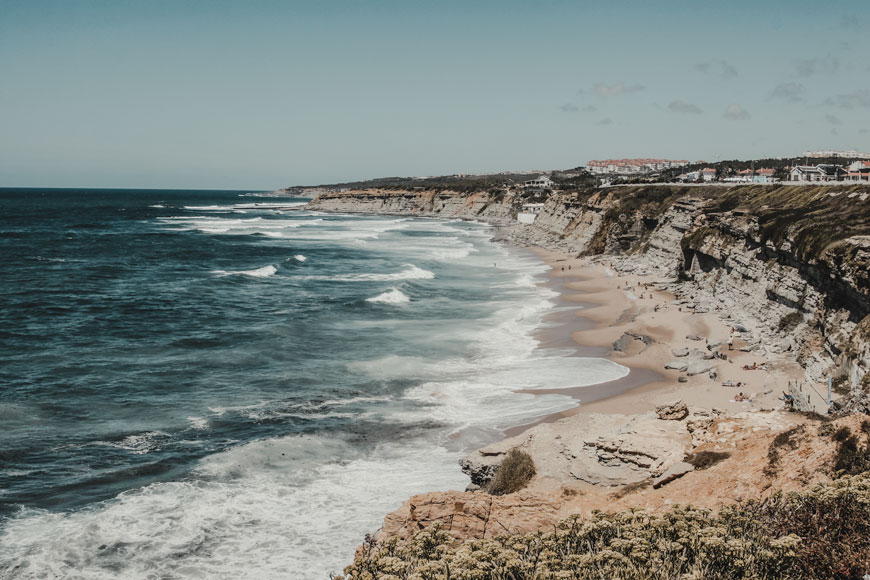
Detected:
left=0, top=189, right=626, bottom=579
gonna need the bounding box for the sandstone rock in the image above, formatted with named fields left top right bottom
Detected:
left=687, top=334, right=703, bottom=341
left=656, top=400, right=689, bottom=421
left=678, top=377, right=689, bottom=383
left=671, top=347, right=690, bottom=357
left=686, top=361, right=715, bottom=376
left=460, top=454, right=501, bottom=487
left=665, top=361, right=689, bottom=372
left=652, top=462, right=694, bottom=488
left=463, top=413, right=691, bottom=489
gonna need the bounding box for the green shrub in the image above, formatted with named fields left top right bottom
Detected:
left=486, top=448, right=536, bottom=496
left=336, top=472, right=870, bottom=580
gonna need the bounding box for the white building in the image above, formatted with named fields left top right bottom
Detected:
left=846, top=161, right=870, bottom=181
left=517, top=202, right=545, bottom=224
left=790, top=166, right=827, bottom=181
left=797, top=164, right=846, bottom=181
left=523, top=175, right=555, bottom=192
left=586, top=158, right=689, bottom=175
left=804, top=150, right=870, bottom=159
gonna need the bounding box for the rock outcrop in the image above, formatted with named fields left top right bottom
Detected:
left=373, top=412, right=865, bottom=546
left=461, top=412, right=693, bottom=488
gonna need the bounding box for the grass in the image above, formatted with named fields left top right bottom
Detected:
left=766, top=425, right=806, bottom=474
left=485, top=448, right=536, bottom=496
left=685, top=450, right=731, bottom=470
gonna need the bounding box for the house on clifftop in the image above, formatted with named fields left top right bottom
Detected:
left=789, top=165, right=846, bottom=182
left=523, top=175, right=555, bottom=192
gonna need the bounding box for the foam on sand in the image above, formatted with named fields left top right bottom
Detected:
left=366, top=288, right=410, bottom=304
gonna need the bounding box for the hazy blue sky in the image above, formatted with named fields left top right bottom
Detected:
left=2, top=0, right=869, bottom=189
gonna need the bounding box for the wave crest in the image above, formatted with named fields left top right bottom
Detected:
left=365, top=288, right=410, bottom=304
left=212, top=265, right=277, bottom=278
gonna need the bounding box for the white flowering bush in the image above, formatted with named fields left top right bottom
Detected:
left=334, top=472, right=870, bottom=580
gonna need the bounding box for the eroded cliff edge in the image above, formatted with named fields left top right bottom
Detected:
left=308, top=184, right=870, bottom=405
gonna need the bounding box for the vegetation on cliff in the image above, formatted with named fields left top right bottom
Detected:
left=485, top=449, right=535, bottom=496
left=336, top=468, right=870, bottom=580
left=708, top=184, right=870, bottom=263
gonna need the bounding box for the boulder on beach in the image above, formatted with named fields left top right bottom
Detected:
left=664, top=361, right=689, bottom=372
left=656, top=400, right=689, bottom=421
left=671, top=347, right=690, bottom=357
left=686, top=361, right=715, bottom=376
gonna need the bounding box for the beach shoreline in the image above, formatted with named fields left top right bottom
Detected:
left=504, top=242, right=802, bottom=438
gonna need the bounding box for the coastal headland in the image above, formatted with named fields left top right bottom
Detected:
left=305, top=183, right=870, bottom=575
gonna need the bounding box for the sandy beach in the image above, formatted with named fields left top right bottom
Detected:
left=512, top=247, right=805, bottom=433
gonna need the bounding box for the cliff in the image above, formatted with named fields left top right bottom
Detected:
left=311, top=184, right=870, bottom=577
left=307, top=183, right=870, bottom=407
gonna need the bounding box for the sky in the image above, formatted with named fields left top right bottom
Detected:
left=1, top=0, right=869, bottom=189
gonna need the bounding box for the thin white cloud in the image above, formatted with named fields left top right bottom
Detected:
left=593, top=82, right=645, bottom=97
left=795, top=55, right=839, bottom=77
left=723, top=104, right=750, bottom=121
left=825, top=89, right=870, bottom=109
left=769, top=82, right=805, bottom=103
left=719, top=61, right=738, bottom=79
left=694, top=60, right=737, bottom=79
left=668, top=100, right=703, bottom=114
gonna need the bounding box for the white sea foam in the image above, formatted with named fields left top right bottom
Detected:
left=0, top=217, right=630, bottom=580
left=365, top=288, right=410, bottom=304
left=299, top=264, right=433, bottom=282
left=97, top=431, right=169, bottom=455
left=212, top=265, right=277, bottom=278
left=183, top=202, right=307, bottom=211
left=293, top=254, right=306, bottom=262
left=186, top=416, right=209, bottom=430
left=0, top=435, right=467, bottom=580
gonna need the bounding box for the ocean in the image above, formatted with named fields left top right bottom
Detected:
left=0, top=188, right=628, bottom=579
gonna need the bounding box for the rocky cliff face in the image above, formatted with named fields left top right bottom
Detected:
left=307, top=184, right=870, bottom=408
left=307, top=188, right=519, bottom=224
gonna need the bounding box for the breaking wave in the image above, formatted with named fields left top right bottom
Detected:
left=366, top=288, right=410, bottom=304
left=212, top=265, right=277, bottom=278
